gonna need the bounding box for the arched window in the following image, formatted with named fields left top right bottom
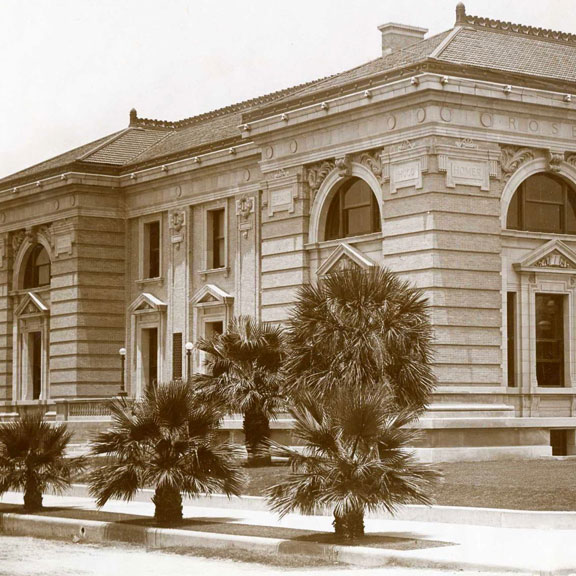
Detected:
left=506, top=173, right=576, bottom=234
left=23, top=245, right=51, bottom=289
left=325, top=177, right=381, bottom=241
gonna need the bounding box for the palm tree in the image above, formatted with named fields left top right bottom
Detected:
left=193, top=316, right=285, bottom=467
left=0, top=411, right=85, bottom=512
left=285, top=266, right=435, bottom=412
left=267, top=390, right=439, bottom=540
left=89, top=380, right=244, bottom=523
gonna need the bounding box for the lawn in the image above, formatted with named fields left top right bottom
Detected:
left=242, top=459, right=576, bottom=511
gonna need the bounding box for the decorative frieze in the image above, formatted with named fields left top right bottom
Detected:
left=535, top=252, right=573, bottom=269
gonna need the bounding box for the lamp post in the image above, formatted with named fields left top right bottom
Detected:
left=185, top=342, right=194, bottom=380
left=118, top=347, right=127, bottom=396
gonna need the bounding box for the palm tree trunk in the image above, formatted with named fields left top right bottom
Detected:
left=152, top=485, right=183, bottom=523
left=23, top=478, right=43, bottom=512
left=333, top=509, right=365, bottom=540
left=243, top=404, right=271, bottom=467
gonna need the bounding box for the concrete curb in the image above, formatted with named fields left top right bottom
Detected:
left=69, top=484, right=576, bottom=530
left=0, top=510, right=530, bottom=572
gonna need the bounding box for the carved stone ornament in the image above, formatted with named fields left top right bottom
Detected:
left=566, top=154, right=576, bottom=168
left=396, top=140, right=415, bottom=152
left=548, top=151, right=565, bottom=172
left=534, top=252, right=573, bottom=269
left=500, top=146, right=536, bottom=181
left=357, top=150, right=383, bottom=183
left=11, top=230, right=27, bottom=255
left=335, top=155, right=352, bottom=177
left=306, top=159, right=336, bottom=200
left=169, top=209, right=186, bottom=249
left=37, top=224, right=54, bottom=249
left=456, top=138, right=477, bottom=149
left=236, top=196, right=255, bottom=238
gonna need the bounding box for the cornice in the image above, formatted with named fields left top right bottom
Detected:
left=0, top=142, right=259, bottom=200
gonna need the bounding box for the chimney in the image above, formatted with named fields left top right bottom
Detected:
left=377, top=23, right=428, bottom=56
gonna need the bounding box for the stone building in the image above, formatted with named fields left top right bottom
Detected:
left=2, top=3, right=576, bottom=458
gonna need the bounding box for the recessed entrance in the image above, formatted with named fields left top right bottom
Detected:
left=29, top=331, right=42, bottom=400
left=142, top=327, right=158, bottom=390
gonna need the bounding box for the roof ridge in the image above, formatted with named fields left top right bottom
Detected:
left=463, top=12, right=576, bottom=45
left=77, top=128, right=134, bottom=161
left=429, top=25, right=463, bottom=59
left=132, top=75, right=336, bottom=129
left=124, top=130, right=175, bottom=165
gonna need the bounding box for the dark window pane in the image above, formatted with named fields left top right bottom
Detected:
left=324, top=178, right=380, bottom=240
left=507, top=191, right=520, bottom=230
left=31, top=331, right=41, bottom=400
left=566, top=191, right=576, bottom=233
left=146, top=221, right=160, bottom=278
left=524, top=202, right=561, bottom=233
left=172, top=333, right=182, bottom=380
left=343, top=180, right=371, bottom=208
left=524, top=174, right=563, bottom=203
left=211, top=209, right=226, bottom=268
left=535, top=294, right=564, bottom=387
left=345, top=206, right=372, bottom=237
left=507, top=293, right=516, bottom=387
left=23, top=245, right=50, bottom=289
left=325, top=193, right=341, bottom=240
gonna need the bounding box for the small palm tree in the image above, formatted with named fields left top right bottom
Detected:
left=0, top=411, right=85, bottom=512
left=89, top=380, right=244, bottom=523
left=194, top=316, right=285, bottom=467
left=285, top=267, right=435, bottom=412
left=267, top=390, right=439, bottom=540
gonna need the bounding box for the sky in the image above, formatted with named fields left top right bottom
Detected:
left=1, top=0, right=574, bottom=180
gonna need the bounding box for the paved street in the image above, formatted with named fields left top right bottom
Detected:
left=0, top=535, right=524, bottom=576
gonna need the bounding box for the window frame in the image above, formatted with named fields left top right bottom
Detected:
left=23, top=245, right=51, bottom=289
left=324, top=177, right=381, bottom=241
left=139, top=216, right=163, bottom=281
left=205, top=204, right=228, bottom=272
left=506, top=173, right=576, bottom=235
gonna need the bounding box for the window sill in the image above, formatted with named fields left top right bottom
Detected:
left=502, top=229, right=576, bottom=241
left=200, top=267, right=229, bottom=280
left=136, top=277, right=164, bottom=287
left=305, top=231, right=383, bottom=251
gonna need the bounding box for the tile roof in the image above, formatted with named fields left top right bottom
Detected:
left=4, top=4, right=576, bottom=189
left=436, top=27, right=576, bottom=83
left=80, top=128, right=172, bottom=165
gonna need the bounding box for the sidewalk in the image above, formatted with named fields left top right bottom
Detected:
left=1, top=489, right=574, bottom=574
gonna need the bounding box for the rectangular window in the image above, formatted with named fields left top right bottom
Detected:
left=507, top=293, right=516, bottom=387
left=535, top=294, right=564, bottom=387
left=207, top=209, right=226, bottom=269
left=172, top=332, right=182, bottom=380
left=144, top=221, right=160, bottom=278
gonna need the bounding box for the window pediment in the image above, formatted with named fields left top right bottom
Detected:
left=15, top=292, right=49, bottom=317
left=513, top=239, right=576, bottom=273
left=192, top=284, right=233, bottom=306
left=129, top=292, right=167, bottom=313
left=317, top=243, right=376, bottom=276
